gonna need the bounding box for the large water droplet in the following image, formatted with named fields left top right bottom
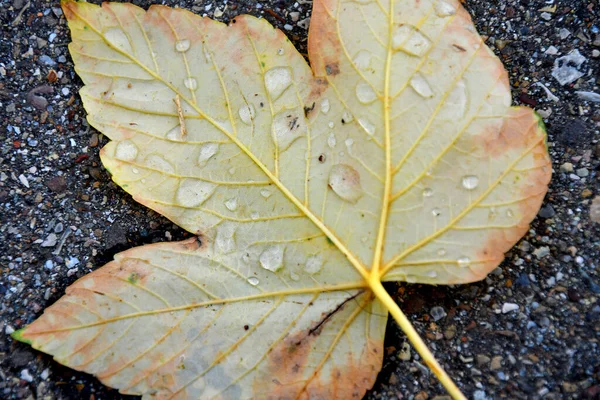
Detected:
left=184, top=77, right=197, bottom=90
left=175, top=39, right=191, bottom=52
left=457, top=256, right=471, bottom=267
left=104, top=28, right=132, bottom=53
left=115, top=140, right=138, bottom=161
left=197, top=143, right=219, bottom=166
left=461, top=175, right=479, bottom=190
left=247, top=277, right=259, bottom=286
left=358, top=118, right=376, bottom=136
left=392, top=25, right=432, bottom=57
left=304, top=256, right=323, bottom=274
left=264, top=67, right=292, bottom=100
left=327, top=133, right=337, bottom=148
left=410, top=74, right=434, bottom=98
left=320, top=98, right=330, bottom=114
left=356, top=82, right=377, bottom=104
left=176, top=179, right=217, bottom=207
left=422, top=188, right=433, bottom=198
left=434, top=0, right=457, bottom=17
left=329, top=164, right=364, bottom=203
left=353, top=50, right=372, bottom=70
left=259, top=245, right=284, bottom=272
left=145, top=154, right=175, bottom=173
left=239, top=104, right=255, bottom=125
left=215, top=224, right=236, bottom=253
left=224, top=198, right=238, bottom=211
left=341, top=110, right=354, bottom=124
left=272, top=110, right=306, bottom=151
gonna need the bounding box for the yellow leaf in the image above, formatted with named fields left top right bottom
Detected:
left=14, top=0, right=551, bottom=398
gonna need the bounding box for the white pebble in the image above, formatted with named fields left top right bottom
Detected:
left=502, top=303, right=519, bottom=314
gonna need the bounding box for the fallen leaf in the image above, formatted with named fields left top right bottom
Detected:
left=14, top=0, right=551, bottom=398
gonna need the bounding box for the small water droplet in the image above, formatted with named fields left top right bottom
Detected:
left=132, top=167, right=139, bottom=174
left=272, top=111, right=306, bottom=151
left=304, top=256, right=323, bottom=274
left=250, top=211, right=259, bottom=220
left=238, top=104, right=256, bottom=125
left=422, top=188, right=433, bottom=197
left=327, top=133, right=337, bottom=148
left=229, top=167, right=236, bottom=175
left=166, top=125, right=183, bottom=141
left=434, top=0, right=456, bottom=17
left=392, top=25, right=432, bottom=57
left=290, top=271, right=300, bottom=281
left=247, top=277, right=259, bottom=286
left=345, top=138, right=354, bottom=147
left=432, top=208, right=441, bottom=217
left=426, top=270, right=438, bottom=278
left=437, top=248, right=446, bottom=256
left=356, top=82, right=377, bottom=104
left=457, top=256, right=471, bottom=267
left=358, top=118, right=376, bottom=136
left=341, top=110, right=354, bottom=124
left=260, top=189, right=272, bottom=198
left=202, top=44, right=212, bottom=63
left=175, top=39, right=191, bottom=52
left=321, top=98, right=330, bottom=114
left=361, top=236, right=368, bottom=243
left=224, top=198, right=238, bottom=211
left=410, top=73, right=434, bottom=98
left=329, top=164, right=364, bottom=203
left=104, top=28, right=132, bottom=53
left=264, top=67, right=292, bottom=100
left=277, top=48, right=285, bottom=56
left=184, top=77, right=197, bottom=90
left=353, top=50, right=372, bottom=70
left=197, top=143, right=219, bottom=166
left=506, top=209, right=514, bottom=217
left=328, top=121, right=335, bottom=128
left=141, top=178, right=146, bottom=183
left=215, top=224, right=236, bottom=253
left=242, top=253, right=251, bottom=264
left=176, top=179, right=217, bottom=207
left=461, top=175, right=479, bottom=190
left=260, top=245, right=284, bottom=272
left=145, top=154, right=175, bottom=173
left=115, top=140, right=138, bottom=161
left=442, top=80, right=467, bottom=118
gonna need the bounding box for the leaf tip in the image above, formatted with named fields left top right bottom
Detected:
left=11, top=328, right=32, bottom=345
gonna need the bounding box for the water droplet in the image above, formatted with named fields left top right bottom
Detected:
left=242, top=253, right=251, bottom=264
left=356, top=82, right=377, bottom=104
left=392, top=25, right=432, bottom=57
left=166, top=125, right=183, bottom=141
left=264, top=67, right=292, bottom=100
left=461, top=175, right=479, bottom=190
left=328, top=121, right=335, bottom=129
left=260, top=189, right=272, bottom=198
left=202, top=44, right=212, bottom=63
left=341, top=110, right=354, bottom=124
left=238, top=104, right=256, bottom=125
left=115, top=140, right=138, bottom=161
left=410, top=73, right=434, bottom=98
left=506, top=209, right=514, bottom=217
left=250, top=211, right=259, bottom=220
left=132, top=167, right=139, bottom=174
left=358, top=118, right=376, bottom=136
left=229, top=167, right=236, bottom=175
left=327, top=133, right=337, bottom=148
left=329, top=164, right=364, bottom=203
left=272, top=111, right=306, bottom=151
left=175, top=39, right=191, bottom=52
left=145, top=154, right=175, bottom=173
left=176, top=179, right=217, bottom=207
left=290, top=271, right=300, bottom=281
left=141, top=178, right=146, bottom=183
left=432, top=208, right=441, bottom=217
left=426, top=270, right=438, bottom=278
left=224, top=198, right=238, bottom=211
left=422, top=188, right=433, bottom=197
left=437, top=248, right=446, bottom=256
left=215, top=224, right=236, bottom=253
left=353, top=50, right=372, bottom=70
left=247, top=277, right=259, bottom=286
left=361, top=236, right=368, bottom=243
left=321, top=98, right=330, bottom=114
left=304, top=256, right=323, bottom=274
left=442, top=80, right=467, bottom=119
left=345, top=138, right=354, bottom=147
left=197, top=143, right=219, bottom=166
left=434, top=0, right=456, bottom=17
left=259, top=245, right=284, bottom=272
left=104, top=28, right=132, bottom=53
left=184, top=77, right=197, bottom=90
left=277, top=48, right=285, bottom=56
left=457, top=256, right=471, bottom=267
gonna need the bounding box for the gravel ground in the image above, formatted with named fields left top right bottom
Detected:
left=1, top=0, right=599, bottom=399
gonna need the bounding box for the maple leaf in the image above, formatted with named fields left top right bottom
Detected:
left=13, top=0, right=551, bottom=398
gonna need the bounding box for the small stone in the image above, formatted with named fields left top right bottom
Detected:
left=538, top=205, right=555, bottom=218
left=41, top=233, right=57, bottom=247
left=581, top=189, right=593, bottom=198
left=490, top=355, right=503, bottom=370
left=398, top=341, right=411, bottom=361
left=576, top=168, right=589, bottom=177
left=590, top=196, right=600, bottom=224
left=46, top=176, right=67, bottom=193
left=89, top=133, right=99, bottom=147
left=20, top=369, right=34, bottom=383
left=567, top=287, right=581, bottom=302
left=473, top=390, right=487, bottom=400
left=415, top=391, right=429, bottom=400
left=476, top=354, right=491, bottom=367
left=545, top=46, right=558, bottom=55
left=560, top=162, right=574, bottom=173
left=559, top=28, right=571, bottom=39
left=443, top=325, right=457, bottom=339
left=540, top=12, right=552, bottom=20
left=592, top=50, right=600, bottom=58
left=562, top=382, right=578, bottom=393
left=430, top=306, right=447, bottom=321
left=533, top=246, right=550, bottom=258
left=502, top=302, right=519, bottom=313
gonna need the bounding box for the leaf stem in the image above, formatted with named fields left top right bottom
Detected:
left=369, top=277, right=467, bottom=400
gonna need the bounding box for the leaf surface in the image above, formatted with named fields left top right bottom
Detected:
left=15, top=0, right=551, bottom=398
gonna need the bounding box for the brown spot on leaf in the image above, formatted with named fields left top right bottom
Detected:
left=307, top=0, right=342, bottom=78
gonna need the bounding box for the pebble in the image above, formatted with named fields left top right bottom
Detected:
left=444, top=325, right=457, bottom=339
left=38, top=55, right=56, bottom=66
left=476, top=354, right=491, bottom=367
left=398, top=341, right=411, bottom=361
left=544, top=45, right=558, bottom=55
left=430, top=306, right=447, bottom=321
left=46, top=176, right=67, bottom=193
left=18, top=174, right=29, bottom=188
left=538, top=205, right=555, bottom=218
left=502, top=303, right=519, bottom=313
left=560, top=162, right=574, bottom=173
left=473, top=390, right=488, bottom=400
left=41, top=233, right=57, bottom=247
left=490, top=356, right=503, bottom=370
left=576, top=168, right=589, bottom=177
left=533, top=246, right=550, bottom=258
left=591, top=196, right=600, bottom=224
left=20, top=369, right=34, bottom=383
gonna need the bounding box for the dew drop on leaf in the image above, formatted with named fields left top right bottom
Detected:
left=355, top=81, right=377, bottom=104
left=345, top=138, right=354, bottom=147
left=176, top=179, right=217, bottom=207
left=264, top=67, right=292, bottom=100
left=328, top=164, right=364, bottom=203
left=443, top=80, right=468, bottom=118
left=277, top=47, right=285, bottom=55
left=215, top=224, right=236, bottom=253
left=434, top=0, right=457, bottom=17
left=165, top=125, right=183, bottom=141
left=461, top=175, right=479, bottom=190
left=238, top=104, right=255, bottom=125
left=304, top=255, right=323, bottom=274
left=432, top=208, right=441, bottom=217
left=392, top=25, right=432, bottom=57
left=353, top=50, right=372, bottom=70
left=358, top=117, right=376, bottom=136
left=132, top=167, right=139, bottom=174
left=104, top=28, right=132, bottom=53
left=241, top=252, right=251, bottom=264
left=272, top=111, right=306, bottom=150
left=224, top=198, right=238, bottom=211
left=457, top=256, right=471, bottom=267
left=250, top=211, right=260, bottom=220
left=320, top=98, right=330, bottom=114
left=184, top=77, right=197, bottom=90
left=247, top=276, right=259, bottom=286
left=410, top=73, right=434, bottom=98
left=506, top=209, right=514, bottom=217
left=114, top=140, right=138, bottom=161
left=259, top=245, right=284, bottom=272
left=260, top=189, right=271, bottom=198
left=197, top=143, right=219, bottom=166
left=290, top=271, right=300, bottom=281
left=341, top=110, right=354, bottom=124
left=327, top=133, right=337, bottom=148
left=426, top=270, right=438, bottom=278
left=437, top=248, right=447, bottom=256
left=328, top=121, right=335, bottom=128
left=175, top=39, right=191, bottom=52
left=422, top=188, right=433, bottom=198
left=145, top=154, right=175, bottom=173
